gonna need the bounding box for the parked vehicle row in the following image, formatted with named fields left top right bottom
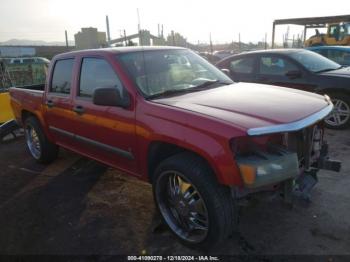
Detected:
left=306, top=45, right=350, bottom=66
left=9, top=47, right=341, bottom=248
left=216, top=49, right=350, bottom=129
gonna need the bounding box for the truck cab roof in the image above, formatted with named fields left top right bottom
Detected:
left=54, top=46, right=186, bottom=59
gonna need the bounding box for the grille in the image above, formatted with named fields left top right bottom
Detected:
left=284, top=124, right=323, bottom=170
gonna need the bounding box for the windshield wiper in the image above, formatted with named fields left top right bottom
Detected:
left=190, top=79, right=227, bottom=91
left=315, top=67, right=339, bottom=73
left=147, top=80, right=231, bottom=99
left=147, top=88, right=194, bottom=99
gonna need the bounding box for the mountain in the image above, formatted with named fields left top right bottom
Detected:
left=0, top=39, right=75, bottom=46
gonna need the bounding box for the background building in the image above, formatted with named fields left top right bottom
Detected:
left=74, top=27, right=107, bottom=50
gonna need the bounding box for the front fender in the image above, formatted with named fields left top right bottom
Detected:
left=136, top=103, right=245, bottom=186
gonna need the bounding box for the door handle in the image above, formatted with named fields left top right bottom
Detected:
left=73, top=105, right=85, bottom=115
left=46, top=100, right=54, bottom=108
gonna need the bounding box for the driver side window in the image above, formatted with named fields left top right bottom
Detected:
left=259, top=56, right=298, bottom=76
left=79, top=58, right=124, bottom=99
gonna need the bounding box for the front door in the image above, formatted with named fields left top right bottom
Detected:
left=71, top=56, right=138, bottom=175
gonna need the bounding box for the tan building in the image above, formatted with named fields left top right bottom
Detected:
left=74, top=27, right=107, bottom=50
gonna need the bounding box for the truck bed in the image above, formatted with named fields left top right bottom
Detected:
left=9, top=84, right=45, bottom=124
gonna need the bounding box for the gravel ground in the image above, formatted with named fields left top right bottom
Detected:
left=0, top=129, right=349, bottom=256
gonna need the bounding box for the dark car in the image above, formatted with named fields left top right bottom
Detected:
left=306, top=46, right=350, bottom=66
left=198, top=52, right=222, bottom=64
left=216, top=49, right=350, bottom=129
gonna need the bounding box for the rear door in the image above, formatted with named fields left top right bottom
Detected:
left=226, top=56, right=257, bottom=82
left=44, top=58, right=77, bottom=148
left=71, top=56, right=138, bottom=175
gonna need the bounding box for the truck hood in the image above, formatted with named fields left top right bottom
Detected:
left=153, top=83, right=331, bottom=134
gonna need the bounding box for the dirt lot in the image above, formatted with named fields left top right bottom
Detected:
left=0, top=129, right=349, bottom=256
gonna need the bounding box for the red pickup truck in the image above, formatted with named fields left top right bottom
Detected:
left=10, top=47, right=340, bottom=248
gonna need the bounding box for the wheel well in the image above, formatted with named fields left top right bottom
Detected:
left=21, top=110, right=37, bottom=123
left=147, top=142, right=214, bottom=183
left=318, top=89, right=350, bottom=97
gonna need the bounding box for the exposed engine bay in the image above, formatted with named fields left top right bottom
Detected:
left=234, top=123, right=341, bottom=202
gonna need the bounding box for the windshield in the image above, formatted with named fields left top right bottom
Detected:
left=288, top=50, right=341, bottom=73
left=117, top=49, right=233, bottom=98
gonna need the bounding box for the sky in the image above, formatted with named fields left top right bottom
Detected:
left=0, top=0, right=350, bottom=44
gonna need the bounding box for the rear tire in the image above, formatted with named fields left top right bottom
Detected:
left=324, top=93, right=350, bottom=129
left=24, top=116, right=59, bottom=163
left=152, top=152, right=237, bottom=249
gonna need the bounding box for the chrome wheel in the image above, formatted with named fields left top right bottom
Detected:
left=325, top=98, right=350, bottom=127
left=156, top=171, right=209, bottom=243
left=25, top=124, right=41, bottom=159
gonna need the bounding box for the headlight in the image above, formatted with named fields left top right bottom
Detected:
left=230, top=136, right=299, bottom=188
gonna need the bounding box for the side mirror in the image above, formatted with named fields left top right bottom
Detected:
left=285, top=70, right=302, bottom=79
left=221, top=68, right=230, bottom=76
left=93, top=86, right=130, bottom=108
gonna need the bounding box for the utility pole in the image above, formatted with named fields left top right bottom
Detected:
left=124, top=30, right=127, bottom=46
left=272, top=22, right=276, bottom=48
left=303, top=26, right=307, bottom=45
left=137, top=8, right=141, bottom=32
left=238, top=33, right=241, bottom=52
left=65, top=30, right=68, bottom=47
left=209, top=33, right=213, bottom=54
left=265, top=33, right=267, bottom=49
left=172, top=30, right=175, bottom=46
left=137, top=8, right=141, bottom=45
left=106, top=15, right=111, bottom=44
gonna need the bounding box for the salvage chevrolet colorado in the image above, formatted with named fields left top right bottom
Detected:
left=9, top=47, right=341, bottom=248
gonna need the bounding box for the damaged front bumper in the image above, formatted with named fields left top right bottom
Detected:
left=235, top=115, right=341, bottom=198
left=236, top=141, right=342, bottom=190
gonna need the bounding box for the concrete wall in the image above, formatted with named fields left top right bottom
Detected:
left=0, top=46, right=74, bottom=59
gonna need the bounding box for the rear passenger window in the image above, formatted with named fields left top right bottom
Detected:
left=50, top=59, right=74, bottom=94
left=230, top=57, right=255, bottom=73
left=79, top=58, right=123, bottom=98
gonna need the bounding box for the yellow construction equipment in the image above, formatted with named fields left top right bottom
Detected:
left=1, top=59, right=13, bottom=123
left=305, top=22, right=350, bottom=47
left=0, top=92, right=14, bottom=123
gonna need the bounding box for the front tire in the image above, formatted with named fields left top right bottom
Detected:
left=325, top=93, right=350, bottom=129
left=152, top=152, right=237, bottom=249
left=24, top=116, right=59, bottom=163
